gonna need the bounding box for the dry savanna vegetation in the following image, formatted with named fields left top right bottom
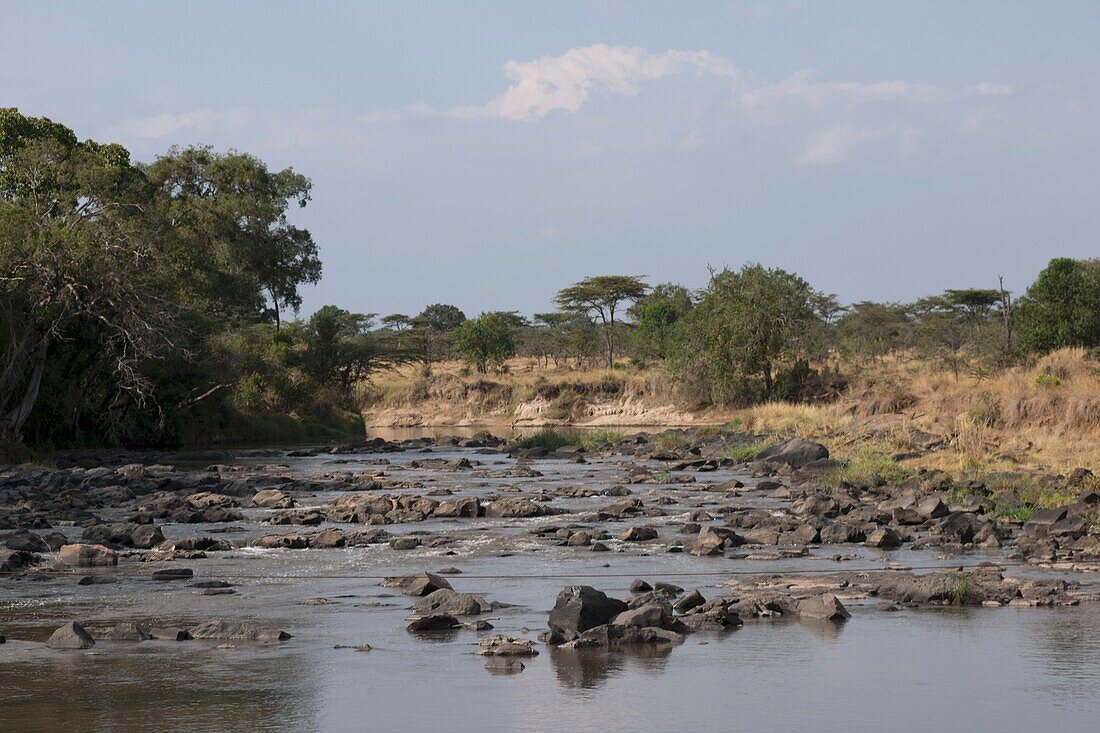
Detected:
left=366, top=347, right=1100, bottom=478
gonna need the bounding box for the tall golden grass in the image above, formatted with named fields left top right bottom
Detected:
left=364, top=349, right=1100, bottom=473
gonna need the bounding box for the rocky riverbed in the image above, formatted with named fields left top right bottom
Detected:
left=2, top=430, right=1099, bottom=731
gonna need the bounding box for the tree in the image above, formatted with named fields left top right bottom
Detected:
left=0, top=108, right=188, bottom=441
left=298, top=306, right=389, bottom=393
left=674, top=264, right=822, bottom=404
left=451, top=312, right=516, bottom=373
left=555, top=275, right=648, bottom=368
left=417, top=303, right=466, bottom=332
left=628, top=283, right=693, bottom=362
left=1015, top=258, right=1100, bottom=352
left=910, top=295, right=969, bottom=380
left=835, top=301, right=910, bottom=362
left=144, top=145, right=321, bottom=330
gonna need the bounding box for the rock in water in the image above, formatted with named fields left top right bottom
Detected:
left=92, top=622, right=150, bottom=641
left=406, top=614, right=461, bottom=632
left=402, top=572, right=453, bottom=597
left=188, top=620, right=291, bottom=642
left=795, top=594, right=851, bottom=621
left=755, top=438, right=829, bottom=468
left=149, top=627, right=193, bottom=641
left=58, top=544, right=117, bottom=568
left=548, top=586, right=628, bottom=641
left=46, top=621, right=96, bottom=650
left=477, top=635, right=539, bottom=656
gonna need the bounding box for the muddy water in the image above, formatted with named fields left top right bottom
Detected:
left=2, top=447, right=1099, bottom=732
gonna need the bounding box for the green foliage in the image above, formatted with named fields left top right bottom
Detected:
left=417, top=303, right=466, bottom=332
left=578, top=429, right=627, bottom=451
left=823, top=445, right=913, bottom=487
left=511, top=428, right=575, bottom=451
left=1016, top=258, right=1100, bottom=352
left=835, top=302, right=911, bottom=362
left=653, top=432, right=690, bottom=451
left=0, top=109, right=346, bottom=449
left=948, top=574, right=972, bottom=605
left=451, top=312, right=517, bottom=373
left=728, top=438, right=777, bottom=462
left=1034, top=373, right=1063, bottom=388
left=673, top=264, right=823, bottom=405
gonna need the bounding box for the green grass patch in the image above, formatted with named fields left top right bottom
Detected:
left=728, top=437, right=779, bottom=463
left=513, top=427, right=627, bottom=452
left=578, top=429, right=627, bottom=451
left=948, top=574, right=972, bottom=605
left=823, top=445, right=914, bottom=488
left=654, top=432, right=690, bottom=451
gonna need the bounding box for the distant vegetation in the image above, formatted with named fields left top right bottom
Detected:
left=3, top=107, right=1100, bottom=454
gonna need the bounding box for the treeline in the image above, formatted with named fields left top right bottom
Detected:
left=3, top=108, right=1098, bottom=451
left=382, top=259, right=1100, bottom=407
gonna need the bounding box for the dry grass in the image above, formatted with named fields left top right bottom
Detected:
left=363, top=349, right=1100, bottom=474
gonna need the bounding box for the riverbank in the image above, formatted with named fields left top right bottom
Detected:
left=363, top=348, right=1100, bottom=476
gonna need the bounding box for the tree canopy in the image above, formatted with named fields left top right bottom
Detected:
left=555, top=275, right=648, bottom=368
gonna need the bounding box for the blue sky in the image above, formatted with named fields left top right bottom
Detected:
left=4, top=1, right=1099, bottom=317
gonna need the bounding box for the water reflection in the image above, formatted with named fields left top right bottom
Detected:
left=549, top=645, right=673, bottom=691
left=0, top=644, right=322, bottom=732
left=797, top=616, right=847, bottom=641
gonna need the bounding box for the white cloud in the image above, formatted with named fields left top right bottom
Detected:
left=965, top=82, right=1012, bottom=96
left=117, top=109, right=226, bottom=139
left=741, top=70, right=948, bottom=109
left=797, top=125, right=891, bottom=165
left=429, top=45, right=1009, bottom=121
left=453, top=44, right=739, bottom=121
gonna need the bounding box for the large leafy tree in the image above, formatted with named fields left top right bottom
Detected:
left=451, top=312, right=516, bottom=374
left=555, top=275, right=648, bottom=368
left=675, top=264, right=822, bottom=404
left=0, top=108, right=188, bottom=441
left=629, top=283, right=694, bottom=361
left=144, top=145, right=321, bottom=329
left=1015, top=258, right=1100, bottom=352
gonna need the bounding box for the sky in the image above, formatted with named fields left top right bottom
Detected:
left=3, top=1, right=1099, bottom=318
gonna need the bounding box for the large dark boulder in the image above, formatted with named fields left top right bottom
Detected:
left=755, top=438, right=829, bottom=468
left=548, top=586, right=628, bottom=641
left=81, top=523, right=164, bottom=549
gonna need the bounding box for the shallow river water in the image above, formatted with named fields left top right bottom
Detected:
left=2, top=443, right=1098, bottom=732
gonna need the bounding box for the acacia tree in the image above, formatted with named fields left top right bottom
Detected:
left=555, top=275, right=648, bottom=368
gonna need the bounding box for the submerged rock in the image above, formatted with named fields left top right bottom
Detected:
left=189, top=620, right=291, bottom=642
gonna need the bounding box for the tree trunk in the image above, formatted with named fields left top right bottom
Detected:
left=763, top=362, right=774, bottom=397
left=0, top=337, right=48, bottom=442
left=605, top=311, right=615, bottom=369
